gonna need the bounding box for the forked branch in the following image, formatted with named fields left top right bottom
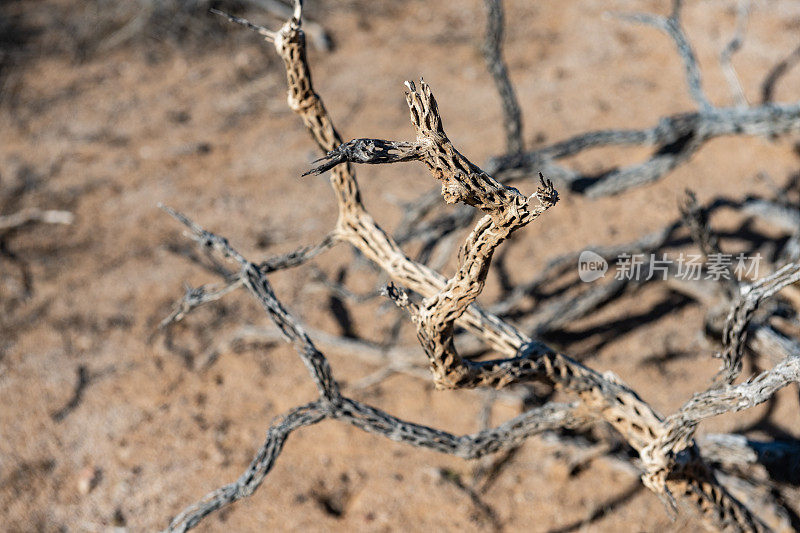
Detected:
left=160, top=5, right=800, bottom=532
left=162, top=210, right=588, bottom=533
left=613, top=0, right=712, bottom=111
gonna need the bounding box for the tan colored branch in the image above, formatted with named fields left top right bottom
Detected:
left=271, top=14, right=531, bottom=358
left=275, top=13, right=666, bottom=448
left=270, top=15, right=772, bottom=531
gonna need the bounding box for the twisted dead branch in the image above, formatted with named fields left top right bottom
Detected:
left=159, top=3, right=800, bottom=531
left=161, top=208, right=587, bottom=533
left=397, top=0, right=800, bottom=259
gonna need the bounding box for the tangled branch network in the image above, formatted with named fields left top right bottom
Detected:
left=159, top=1, right=800, bottom=531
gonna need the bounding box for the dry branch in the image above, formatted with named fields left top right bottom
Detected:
left=162, top=210, right=587, bottom=533
left=482, top=0, right=523, bottom=156
left=395, top=0, right=800, bottom=258
left=0, top=207, right=73, bottom=232
left=720, top=0, right=750, bottom=107
left=159, top=3, right=800, bottom=531
left=719, top=263, right=800, bottom=384
left=699, top=434, right=800, bottom=490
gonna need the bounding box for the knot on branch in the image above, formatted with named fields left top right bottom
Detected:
left=286, top=91, right=318, bottom=114
left=160, top=284, right=214, bottom=328
left=273, top=5, right=303, bottom=50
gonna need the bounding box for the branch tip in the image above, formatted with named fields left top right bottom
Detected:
left=209, top=8, right=276, bottom=41
left=535, top=172, right=559, bottom=206
left=381, top=282, right=411, bottom=309
left=292, top=0, right=304, bottom=25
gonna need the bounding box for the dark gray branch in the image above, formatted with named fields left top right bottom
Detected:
left=719, top=262, right=800, bottom=384
left=165, top=401, right=327, bottom=533
left=699, top=433, right=800, bottom=485
left=720, top=0, right=749, bottom=107
left=158, top=221, right=336, bottom=329
left=614, top=0, right=712, bottom=111
left=260, top=233, right=337, bottom=273
left=164, top=207, right=341, bottom=402
left=482, top=0, right=523, bottom=155
left=303, top=139, right=423, bottom=176
left=166, top=395, right=584, bottom=532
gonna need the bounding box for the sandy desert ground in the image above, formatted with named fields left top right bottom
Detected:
left=2, top=0, right=800, bottom=531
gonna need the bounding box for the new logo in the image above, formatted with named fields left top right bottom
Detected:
left=578, top=250, right=608, bottom=282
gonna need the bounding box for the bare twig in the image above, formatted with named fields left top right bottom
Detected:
left=165, top=401, right=327, bottom=533
left=209, top=9, right=277, bottom=41
left=0, top=207, right=73, bottom=232
left=720, top=0, right=750, bottom=107
left=50, top=365, right=90, bottom=423
left=613, top=0, right=712, bottom=111
left=482, top=0, right=523, bottom=155
left=242, top=0, right=332, bottom=51
left=159, top=218, right=336, bottom=329
left=160, top=280, right=242, bottom=329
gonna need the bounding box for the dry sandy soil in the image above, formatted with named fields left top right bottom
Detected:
left=2, top=0, right=800, bottom=531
